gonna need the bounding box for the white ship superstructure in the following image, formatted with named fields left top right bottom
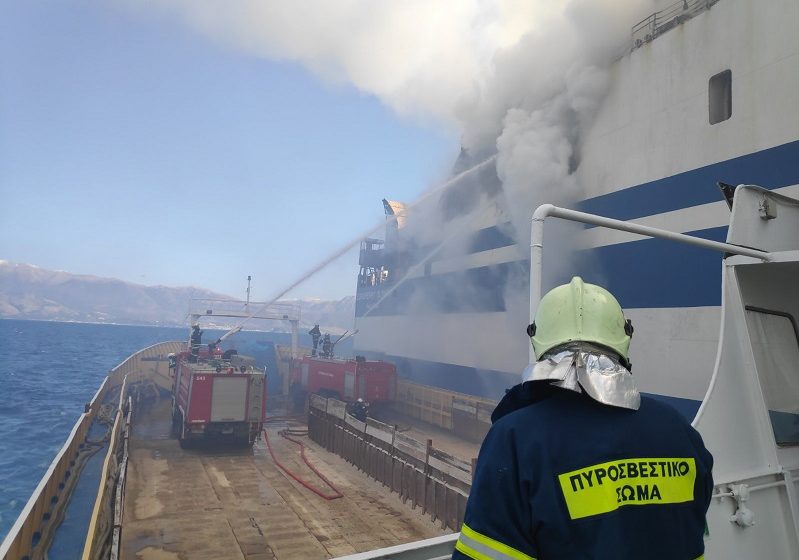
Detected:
left=353, top=0, right=799, bottom=416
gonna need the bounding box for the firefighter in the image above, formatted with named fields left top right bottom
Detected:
left=189, top=324, right=202, bottom=362
left=322, top=333, right=332, bottom=358
left=352, top=398, right=369, bottom=422
left=309, top=324, right=321, bottom=356
left=454, top=277, right=713, bottom=560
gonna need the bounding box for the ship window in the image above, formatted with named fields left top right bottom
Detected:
left=709, top=70, right=732, bottom=124
left=745, top=307, right=799, bottom=446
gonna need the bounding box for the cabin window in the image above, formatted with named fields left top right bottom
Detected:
left=709, top=70, right=732, bottom=124
left=745, top=307, right=799, bottom=446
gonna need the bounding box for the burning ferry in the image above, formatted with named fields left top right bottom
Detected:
left=3, top=1, right=799, bottom=559
left=353, top=0, right=799, bottom=419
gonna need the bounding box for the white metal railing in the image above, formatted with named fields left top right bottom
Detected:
left=528, top=203, right=771, bottom=343
left=631, top=0, right=721, bottom=50
left=332, top=534, right=459, bottom=560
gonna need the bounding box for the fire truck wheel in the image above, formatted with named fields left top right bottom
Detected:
left=174, top=410, right=191, bottom=448
left=178, top=433, right=192, bottom=449
left=237, top=435, right=254, bottom=449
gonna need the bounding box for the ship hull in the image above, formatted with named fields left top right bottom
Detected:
left=354, top=0, right=799, bottom=413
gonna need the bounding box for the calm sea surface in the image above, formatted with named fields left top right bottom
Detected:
left=0, top=318, right=307, bottom=542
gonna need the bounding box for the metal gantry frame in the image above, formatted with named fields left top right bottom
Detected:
left=188, top=298, right=302, bottom=394
left=528, top=203, right=772, bottom=364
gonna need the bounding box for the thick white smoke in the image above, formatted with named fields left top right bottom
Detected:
left=126, top=1, right=654, bottom=223
left=124, top=1, right=653, bottom=144
left=124, top=0, right=658, bottom=379
left=124, top=0, right=535, bottom=125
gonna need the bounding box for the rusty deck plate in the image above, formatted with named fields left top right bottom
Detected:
left=121, top=400, right=445, bottom=559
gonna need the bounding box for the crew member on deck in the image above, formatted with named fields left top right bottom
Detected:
left=190, top=324, right=203, bottom=362
left=321, top=333, right=332, bottom=358
left=352, top=398, right=369, bottom=422
left=454, top=277, right=714, bottom=560
left=309, top=324, right=321, bottom=356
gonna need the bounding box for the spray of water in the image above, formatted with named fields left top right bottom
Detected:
left=224, top=155, right=498, bottom=334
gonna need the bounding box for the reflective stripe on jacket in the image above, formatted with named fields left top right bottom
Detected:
left=456, top=523, right=536, bottom=560
left=453, top=385, right=713, bottom=560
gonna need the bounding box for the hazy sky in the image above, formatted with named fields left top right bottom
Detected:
left=1, top=1, right=654, bottom=302
left=0, top=1, right=460, bottom=300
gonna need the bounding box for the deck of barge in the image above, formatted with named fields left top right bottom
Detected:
left=121, top=399, right=446, bottom=560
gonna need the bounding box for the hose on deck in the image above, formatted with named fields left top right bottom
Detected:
left=262, top=427, right=343, bottom=500
left=264, top=415, right=302, bottom=422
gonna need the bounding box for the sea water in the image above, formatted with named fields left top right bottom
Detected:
left=0, top=318, right=322, bottom=543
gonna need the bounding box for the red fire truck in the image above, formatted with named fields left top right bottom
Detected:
left=290, top=355, right=396, bottom=404
left=170, top=350, right=267, bottom=448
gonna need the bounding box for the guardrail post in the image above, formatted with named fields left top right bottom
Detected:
left=361, top=419, right=369, bottom=475
left=424, top=439, right=433, bottom=473
left=422, top=439, right=433, bottom=514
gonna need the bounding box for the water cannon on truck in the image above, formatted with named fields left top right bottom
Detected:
left=170, top=298, right=301, bottom=447
left=289, top=328, right=396, bottom=410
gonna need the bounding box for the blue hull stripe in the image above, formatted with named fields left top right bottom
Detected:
left=579, top=139, right=799, bottom=222
left=566, top=226, right=728, bottom=309
left=358, top=350, right=701, bottom=420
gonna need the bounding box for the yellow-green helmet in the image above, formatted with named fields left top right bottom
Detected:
left=528, top=277, right=633, bottom=363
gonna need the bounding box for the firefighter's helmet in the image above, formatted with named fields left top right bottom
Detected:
left=528, top=277, right=633, bottom=363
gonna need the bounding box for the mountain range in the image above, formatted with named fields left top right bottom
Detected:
left=0, top=261, right=355, bottom=332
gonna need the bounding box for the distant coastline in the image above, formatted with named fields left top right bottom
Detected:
left=0, top=261, right=355, bottom=332
left=0, top=316, right=300, bottom=334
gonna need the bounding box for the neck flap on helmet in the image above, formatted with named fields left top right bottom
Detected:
left=520, top=342, right=640, bottom=410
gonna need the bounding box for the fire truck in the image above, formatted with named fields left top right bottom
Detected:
left=170, top=346, right=267, bottom=448
left=290, top=354, right=396, bottom=404
left=169, top=298, right=301, bottom=447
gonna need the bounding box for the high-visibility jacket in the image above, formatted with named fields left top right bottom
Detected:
left=454, top=383, right=713, bottom=560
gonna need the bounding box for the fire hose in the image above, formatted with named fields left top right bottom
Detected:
left=262, top=427, right=343, bottom=500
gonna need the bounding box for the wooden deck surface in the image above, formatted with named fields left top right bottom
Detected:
left=121, top=399, right=445, bottom=560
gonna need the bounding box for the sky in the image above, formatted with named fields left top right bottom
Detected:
left=0, top=1, right=460, bottom=301
left=1, top=0, right=655, bottom=303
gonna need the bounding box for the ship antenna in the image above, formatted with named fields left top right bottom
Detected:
left=245, top=275, right=252, bottom=311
